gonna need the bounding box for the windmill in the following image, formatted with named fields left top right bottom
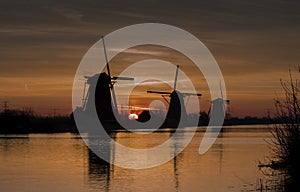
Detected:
left=80, top=36, right=134, bottom=123
left=207, top=81, right=230, bottom=119
left=220, top=82, right=231, bottom=118
left=147, top=65, right=202, bottom=127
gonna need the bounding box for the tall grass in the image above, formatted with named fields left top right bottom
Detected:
left=268, top=70, right=300, bottom=191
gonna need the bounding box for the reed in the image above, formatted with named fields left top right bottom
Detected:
left=266, top=69, right=300, bottom=191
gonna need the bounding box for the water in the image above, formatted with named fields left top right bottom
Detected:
left=0, top=125, right=271, bottom=191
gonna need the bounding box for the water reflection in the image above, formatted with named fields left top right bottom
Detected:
left=0, top=126, right=271, bottom=192
left=0, top=135, right=30, bottom=154
left=86, top=132, right=116, bottom=191
left=86, top=130, right=186, bottom=191
left=85, top=129, right=227, bottom=191
left=87, top=148, right=111, bottom=191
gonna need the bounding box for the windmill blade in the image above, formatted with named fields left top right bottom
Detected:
left=111, top=76, right=134, bottom=81
left=148, top=90, right=202, bottom=96
left=207, top=104, right=211, bottom=116
left=161, top=95, right=170, bottom=104
left=174, top=65, right=179, bottom=91
left=147, top=90, right=172, bottom=95
left=82, top=81, right=87, bottom=106
left=219, top=80, right=223, bottom=99
left=102, top=37, right=111, bottom=79
left=182, top=92, right=202, bottom=97
left=102, top=36, right=117, bottom=109
left=83, top=91, right=90, bottom=110
left=185, top=95, right=191, bottom=108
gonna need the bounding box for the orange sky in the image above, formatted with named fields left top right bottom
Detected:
left=0, top=0, right=299, bottom=117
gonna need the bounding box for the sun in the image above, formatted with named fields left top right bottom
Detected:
left=128, top=113, right=138, bottom=120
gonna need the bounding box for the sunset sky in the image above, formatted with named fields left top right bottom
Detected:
left=0, top=0, right=299, bottom=117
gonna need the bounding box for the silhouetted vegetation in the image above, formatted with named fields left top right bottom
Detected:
left=0, top=108, right=34, bottom=133
left=0, top=108, right=77, bottom=134
left=259, top=70, right=300, bottom=191
left=0, top=105, right=273, bottom=134
left=198, top=111, right=271, bottom=126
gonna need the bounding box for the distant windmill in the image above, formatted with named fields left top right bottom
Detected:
left=147, top=65, right=202, bottom=127
left=207, top=81, right=230, bottom=119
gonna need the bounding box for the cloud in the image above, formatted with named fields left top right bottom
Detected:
left=109, top=48, right=165, bottom=57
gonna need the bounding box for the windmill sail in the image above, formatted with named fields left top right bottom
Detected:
left=102, top=37, right=118, bottom=110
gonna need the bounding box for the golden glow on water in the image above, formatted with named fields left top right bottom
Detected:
left=0, top=126, right=271, bottom=191
left=114, top=131, right=172, bottom=149
left=0, top=134, right=88, bottom=191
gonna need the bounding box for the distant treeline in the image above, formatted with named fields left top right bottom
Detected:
left=198, top=111, right=271, bottom=126
left=0, top=109, right=272, bottom=134
left=0, top=109, right=77, bottom=134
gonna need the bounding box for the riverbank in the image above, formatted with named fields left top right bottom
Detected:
left=0, top=109, right=272, bottom=134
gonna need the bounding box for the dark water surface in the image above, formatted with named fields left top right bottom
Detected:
left=0, top=125, right=271, bottom=191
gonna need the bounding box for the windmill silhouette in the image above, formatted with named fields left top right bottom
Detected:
left=207, top=81, right=230, bottom=127
left=79, top=37, right=134, bottom=127
left=147, top=65, right=202, bottom=127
